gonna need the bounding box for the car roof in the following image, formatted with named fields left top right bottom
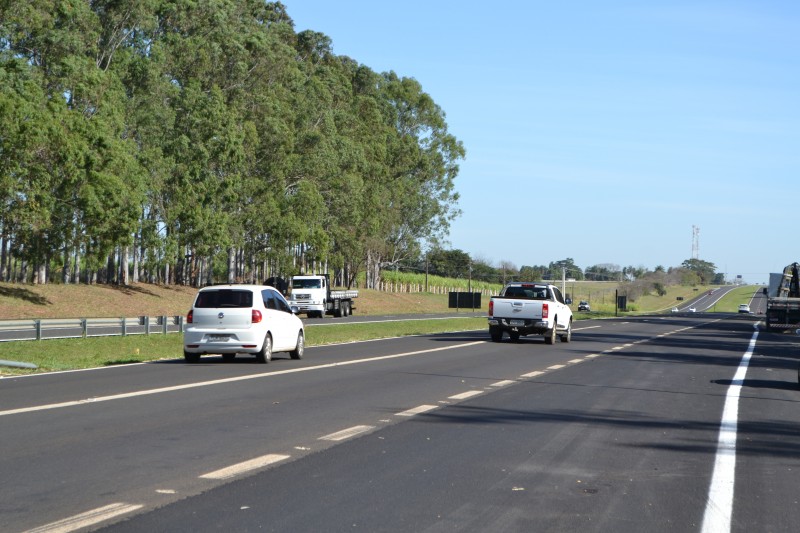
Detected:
left=197, top=284, right=277, bottom=292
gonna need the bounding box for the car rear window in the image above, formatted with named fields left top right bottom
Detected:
left=194, top=289, right=254, bottom=308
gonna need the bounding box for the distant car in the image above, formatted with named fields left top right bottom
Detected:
left=184, top=284, right=305, bottom=363
left=688, top=307, right=697, bottom=313
left=738, top=304, right=751, bottom=314
left=671, top=307, right=679, bottom=313
left=578, top=301, right=591, bottom=312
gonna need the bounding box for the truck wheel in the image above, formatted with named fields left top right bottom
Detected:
left=256, top=334, right=272, bottom=364
left=290, top=331, right=304, bottom=360
left=509, top=331, right=521, bottom=342
left=490, top=326, right=502, bottom=342
left=544, top=325, right=556, bottom=345
left=560, top=321, right=572, bottom=343
left=343, top=302, right=350, bottom=317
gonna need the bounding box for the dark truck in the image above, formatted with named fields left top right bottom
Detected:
left=765, top=262, right=800, bottom=331
left=488, top=282, right=573, bottom=344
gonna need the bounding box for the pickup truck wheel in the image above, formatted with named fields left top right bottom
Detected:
left=183, top=350, right=200, bottom=363
left=509, top=331, right=521, bottom=342
left=560, top=321, right=572, bottom=343
left=222, top=354, right=236, bottom=362
left=489, top=326, right=502, bottom=342
left=544, top=325, right=556, bottom=345
left=256, top=334, right=272, bottom=364
left=290, top=331, right=304, bottom=360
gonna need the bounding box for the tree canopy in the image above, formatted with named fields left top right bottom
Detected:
left=0, top=0, right=464, bottom=287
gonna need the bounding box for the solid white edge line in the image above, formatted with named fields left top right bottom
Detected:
left=23, top=503, right=144, bottom=533
left=1, top=341, right=487, bottom=417
left=199, top=453, right=290, bottom=480
left=319, top=425, right=374, bottom=441
left=700, top=325, right=758, bottom=533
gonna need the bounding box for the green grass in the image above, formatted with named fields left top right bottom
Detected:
left=0, top=317, right=487, bottom=376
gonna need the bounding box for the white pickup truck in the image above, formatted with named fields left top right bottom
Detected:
left=488, top=282, right=573, bottom=344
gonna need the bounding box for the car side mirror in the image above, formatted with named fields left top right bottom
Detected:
left=291, top=306, right=300, bottom=315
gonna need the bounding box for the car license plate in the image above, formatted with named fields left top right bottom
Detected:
left=208, top=334, right=230, bottom=342
left=509, top=320, right=524, bottom=326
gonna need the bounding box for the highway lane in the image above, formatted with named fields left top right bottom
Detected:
left=2, top=313, right=798, bottom=532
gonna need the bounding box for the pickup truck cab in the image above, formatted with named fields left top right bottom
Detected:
left=488, top=282, right=573, bottom=344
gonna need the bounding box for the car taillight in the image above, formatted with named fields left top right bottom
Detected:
left=489, top=300, right=494, bottom=317
left=187, top=310, right=193, bottom=324
left=252, top=309, right=263, bottom=323
left=542, top=303, right=549, bottom=319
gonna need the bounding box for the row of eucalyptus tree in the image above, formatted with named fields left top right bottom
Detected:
left=0, top=1, right=464, bottom=287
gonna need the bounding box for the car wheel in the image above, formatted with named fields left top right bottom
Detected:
left=222, top=354, right=236, bottom=362
left=290, top=331, right=304, bottom=360
left=489, top=326, right=502, bottom=342
left=544, top=325, right=556, bottom=345
left=183, top=350, right=200, bottom=363
left=560, top=320, right=572, bottom=343
left=509, top=331, right=521, bottom=342
left=256, top=334, right=272, bottom=364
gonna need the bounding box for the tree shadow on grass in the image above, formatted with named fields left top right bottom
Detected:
left=0, top=286, right=51, bottom=306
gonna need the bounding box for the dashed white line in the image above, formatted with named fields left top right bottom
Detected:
left=449, top=390, right=483, bottom=400
left=199, top=453, right=290, bottom=480
left=547, top=364, right=566, bottom=370
left=319, top=425, right=374, bottom=441
left=568, top=358, right=584, bottom=364
left=491, top=380, right=516, bottom=387
left=23, top=503, right=144, bottom=533
left=521, top=371, right=545, bottom=378
left=396, top=404, right=438, bottom=417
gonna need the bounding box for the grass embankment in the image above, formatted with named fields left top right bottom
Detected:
left=0, top=281, right=762, bottom=376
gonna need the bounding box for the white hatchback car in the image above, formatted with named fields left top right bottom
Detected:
left=184, top=285, right=304, bottom=363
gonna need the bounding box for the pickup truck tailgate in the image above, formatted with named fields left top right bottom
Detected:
left=491, top=298, right=543, bottom=320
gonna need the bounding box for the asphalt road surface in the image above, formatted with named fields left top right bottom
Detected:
left=2, top=312, right=798, bottom=532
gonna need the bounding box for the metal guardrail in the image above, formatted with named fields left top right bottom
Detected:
left=0, top=316, right=185, bottom=342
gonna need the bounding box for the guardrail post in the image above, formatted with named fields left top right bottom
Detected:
left=35, top=319, right=41, bottom=341
left=162, top=316, right=168, bottom=335
left=144, top=316, right=150, bottom=335
left=81, top=318, right=87, bottom=338
left=122, top=317, right=127, bottom=337
left=178, top=315, right=184, bottom=333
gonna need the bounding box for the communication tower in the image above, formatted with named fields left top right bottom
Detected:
left=692, top=225, right=700, bottom=259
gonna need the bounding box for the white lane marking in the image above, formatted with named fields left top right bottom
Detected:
left=319, top=425, right=374, bottom=441
left=23, top=503, right=143, bottom=533
left=568, top=358, right=584, bottom=364
left=0, top=341, right=486, bottom=418
left=547, top=364, right=565, bottom=370
left=490, top=380, right=516, bottom=387
left=307, top=316, right=482, bottom=327
left=396, top=404, right=438, bottom=417
left=585, top=354, right=601, bottom=359
left=449, top=390, right=483, bottom=400
left=199, top=453, right=290, bottom=480
left=701, top=325, right=758, bottom=533
left=521, top=371, right=545, bottom=378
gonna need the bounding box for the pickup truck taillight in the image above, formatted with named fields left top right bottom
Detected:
left=542, top=303, right=549, bottom=319
left=488, top=300, right=494, bottom=317
left=186, top=310, right=193, bottom=324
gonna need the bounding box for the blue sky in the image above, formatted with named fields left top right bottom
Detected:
left=284, top=1, right=799, bottom=283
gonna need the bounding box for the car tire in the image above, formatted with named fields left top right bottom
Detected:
left=544, top=325, right=556, bottom=345
left=490, top=326, right=502, bottom=342
left=256, top=334, right=272, bottom=364
left=509, top=331, right=521, bottom=342
left=290, top=331, right=304, bottom=360
left=560, top=320, right=572, bottom=343
left=184, top=350, right=200, bottom=363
